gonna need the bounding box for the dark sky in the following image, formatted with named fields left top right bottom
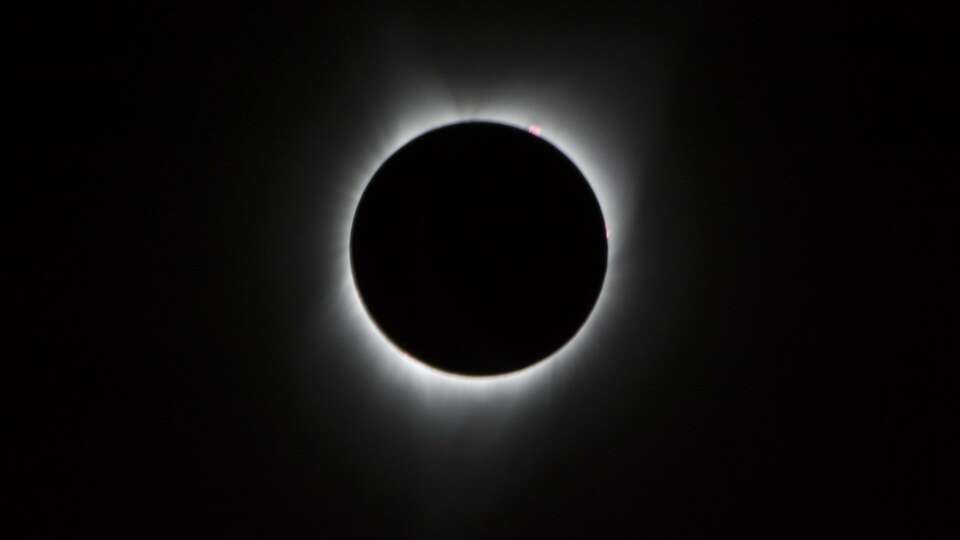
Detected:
left=15, top=2, right=946, bottom=538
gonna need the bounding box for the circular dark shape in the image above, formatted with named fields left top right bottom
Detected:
left=350, top=122, right=607, bottom=376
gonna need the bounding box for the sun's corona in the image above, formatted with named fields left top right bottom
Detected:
left=325, top=96, right=636, bottom=402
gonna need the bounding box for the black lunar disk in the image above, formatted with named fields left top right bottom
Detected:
left=350, top=122, right=607, bottom=376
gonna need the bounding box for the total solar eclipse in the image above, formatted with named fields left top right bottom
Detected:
left=350, top=121, right=607, bottom=376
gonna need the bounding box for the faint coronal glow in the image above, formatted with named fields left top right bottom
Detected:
left=321, top=82, right=646, bottom=407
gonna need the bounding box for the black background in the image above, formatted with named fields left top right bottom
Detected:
left=13, top=2, right=947, bottom=538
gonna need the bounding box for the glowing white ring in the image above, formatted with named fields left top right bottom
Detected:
left=323, top=91, right=640, bottom=406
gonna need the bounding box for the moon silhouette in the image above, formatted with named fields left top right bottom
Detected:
left=350, top=121, right=607, bottom=376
